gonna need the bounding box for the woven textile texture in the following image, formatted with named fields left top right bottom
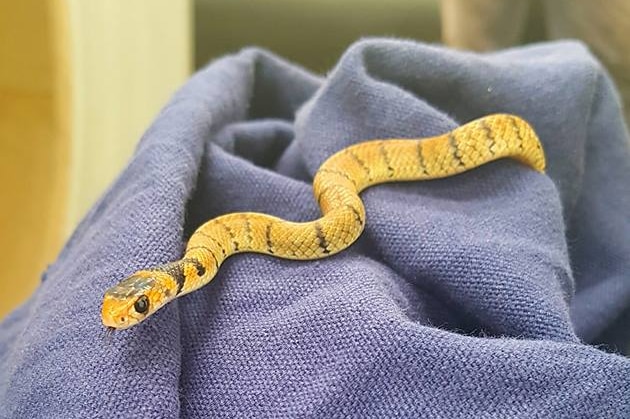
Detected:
left=1, top=39, right=629, bottom=418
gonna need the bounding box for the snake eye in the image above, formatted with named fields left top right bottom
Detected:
left=134, top=295, right=149, bottom=314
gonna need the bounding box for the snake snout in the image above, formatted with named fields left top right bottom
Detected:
left=101, top=295, right=132, bottom=329
left=101, top=310, right=124, bottom=329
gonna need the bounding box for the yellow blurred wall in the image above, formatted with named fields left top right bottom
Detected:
left=0, top=1, right=68, bottom=318
left=66, top=0, right=192, bottom=230
left=0, top=0, right=191, bottom=319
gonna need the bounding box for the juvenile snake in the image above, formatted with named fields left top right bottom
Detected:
left=102, top=114, right=545, bottom=330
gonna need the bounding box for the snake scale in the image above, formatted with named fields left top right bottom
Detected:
left=102, top=114, right=545, bottom=330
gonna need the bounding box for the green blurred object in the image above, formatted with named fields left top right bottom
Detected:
left=194, top=0, right=441, bottom=72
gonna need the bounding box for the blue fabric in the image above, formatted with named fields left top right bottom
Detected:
left=1, top=39, right=629, bottom=418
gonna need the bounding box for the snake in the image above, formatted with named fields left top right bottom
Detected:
left=101, top=113, right=545, bottom=330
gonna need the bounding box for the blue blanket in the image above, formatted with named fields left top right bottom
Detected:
left=1, top=39, right=629, bottom=418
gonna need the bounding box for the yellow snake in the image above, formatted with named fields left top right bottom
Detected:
left=102, top=114, right=545, bottom=330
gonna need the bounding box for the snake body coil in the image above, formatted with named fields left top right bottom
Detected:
left=102, top=114, right=545, bottom=330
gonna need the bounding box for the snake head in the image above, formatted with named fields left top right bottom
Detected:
left=101, top=271, right=174, bottom=330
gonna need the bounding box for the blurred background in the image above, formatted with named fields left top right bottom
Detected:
left=0, top=0, right=627, bottom=318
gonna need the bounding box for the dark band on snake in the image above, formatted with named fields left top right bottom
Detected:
left=345, top=204, right=363, bottom=226
left=480, top=119, right=496, bottom=155
left=379, top=141, right=395, bottom=177
left=314, top=222, right=331, bottom=254
left=416, top=141, right=429, bottom=176
left=448, top=132, right=466, bottom=168
left=265, top=222, right=274, bottom=254
left=150, top=262, right=185, bottom=294
left=347, top=148, right=372, bottom=181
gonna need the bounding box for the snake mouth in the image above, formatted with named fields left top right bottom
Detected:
left=101, top=313, right=125, bottom=329
left=101, top=309, right=136, bottom=329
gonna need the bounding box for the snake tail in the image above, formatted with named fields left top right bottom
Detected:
left=102, top=113, right=545, bottom=329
